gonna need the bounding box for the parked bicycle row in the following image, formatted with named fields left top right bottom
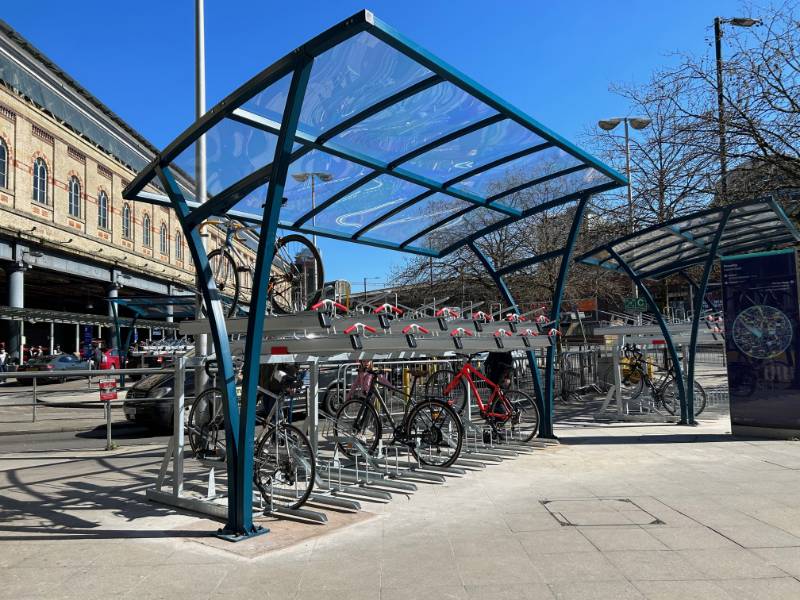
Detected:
left=182, top=351, right=540, bottom=513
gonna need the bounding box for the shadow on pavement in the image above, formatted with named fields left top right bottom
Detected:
left=0, top=447, right=219, bottom=541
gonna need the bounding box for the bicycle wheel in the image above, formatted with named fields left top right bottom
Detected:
left=405, top=399, right=463, bottom=468
left=254, top=423, right=315, bottom=510
left=187, top=387, right=226, bottom=459
left=663, top=379, right=708, bottom=417
left=560, top=369, right=582, bottom=401
left=424, top=368, right=467, bottom=414
left=503, top=389, right=539, bottom=442
left=334, top=399, right=381, bottom=459
left=270, top=234, right=324, bottom=314
left=206, top=248, right=240, bottom=317
left=323, top=380, right=348, bottom=415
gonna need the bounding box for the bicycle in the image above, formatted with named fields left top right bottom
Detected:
left=187, top=363, right=316, bottom=510
left=200, top=217, right=324, bottom=316
left=334, top=361, right=464, bottom=468
left=609, top=344, right=707, bottom=417
left=424, top=353, right=540, bottom=442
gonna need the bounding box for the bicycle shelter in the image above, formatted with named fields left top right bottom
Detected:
left=123, top=10, right=626, bottom=538
left=577, top=198, right=800, bottom=424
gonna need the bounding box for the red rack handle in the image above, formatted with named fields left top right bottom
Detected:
left=402, top=324, right=430, bottom=335
left=374, top=303, right=404, bottom=315
left=536, top=314, right=548, bottom=324
left=311, top=299, right=348, bottom=313
left=547, top=328, right=561, bottom=337
left=505, top=313, right=527, bottom=322
left=518, top=328, right=539, bottom=337
left=493, top=329, right=512, bottom=337
left=344, top=323, right=377, bottom=335
left=471, top=311, right=493, bottom=322
left=450, top=327, right=474, bottom=337
left=435, top=307, right=459, bottom=318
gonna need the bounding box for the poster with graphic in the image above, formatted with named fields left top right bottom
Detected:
left=722, top=249, right=800, bottom=431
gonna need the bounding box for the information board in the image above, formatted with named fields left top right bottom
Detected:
left=722, top=249, right=800, bottom=432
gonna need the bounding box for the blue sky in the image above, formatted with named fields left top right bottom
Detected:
left=4, top=0, right=741, bottom=289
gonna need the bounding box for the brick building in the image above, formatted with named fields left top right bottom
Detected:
left=0, top=20, right=251, bottom=359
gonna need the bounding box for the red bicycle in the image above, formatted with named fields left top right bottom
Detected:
left=424, top=354, right=540, bottom=442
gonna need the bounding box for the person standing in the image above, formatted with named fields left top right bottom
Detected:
left=0, top=343, right=8, bottom=374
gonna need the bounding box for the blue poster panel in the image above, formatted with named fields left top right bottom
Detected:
left=722, top=249, right=800, bottom=430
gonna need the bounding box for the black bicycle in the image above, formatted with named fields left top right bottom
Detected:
left=334, top=361, right=464, bottom=468
left=610, top=344, right=707, bottom=417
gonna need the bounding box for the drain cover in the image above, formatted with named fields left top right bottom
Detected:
left=542, top=498, right=663, bottom=526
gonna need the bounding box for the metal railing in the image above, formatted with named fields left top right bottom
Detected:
left=0, top=367, right=172, bottom=449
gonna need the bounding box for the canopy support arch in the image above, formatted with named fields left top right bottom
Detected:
left=606, top=248, right=688, bottom=421
left=469, top=194, right=591, bottom=438
left=468, top=241, right=546, bottom=428
left=578, top=199, right=800, bottom=426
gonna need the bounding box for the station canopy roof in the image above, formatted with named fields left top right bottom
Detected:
left=107, top=296, right=197, bottom=320
left=577, top=198, right=800, bottom=280
left=124, top=10, right=626, bottom=259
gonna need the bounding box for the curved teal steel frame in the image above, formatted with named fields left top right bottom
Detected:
left=578, top=198, right=800, bottom=425
left=468, top=194, right=590, bottom=438
left=123, top=11, right=627, bottom=538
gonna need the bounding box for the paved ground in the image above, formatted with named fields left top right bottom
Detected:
left=3, top=413, right=800, bottom=599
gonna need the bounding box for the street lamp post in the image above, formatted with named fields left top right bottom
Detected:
left=713, top=16, right=761, bottom=203
left=598, top=117, right=651, bottom=296
left=292, top=171, right=332, bottom=293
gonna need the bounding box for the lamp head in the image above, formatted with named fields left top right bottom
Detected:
left=317, top=172, right=334, bottom=182
left=629, top=117, right=652, bottom=130
left=291, top=172, right=309, bottom=183
left=728, top=17, right=760, bottom=27
left=598, top=118, right=622, bottom=131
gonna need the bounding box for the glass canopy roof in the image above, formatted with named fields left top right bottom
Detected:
left=108, top=296, right=197, bottom=319
left=577, top=199, right=800, bottom=280
left=124, top=10, right=625, bottom=258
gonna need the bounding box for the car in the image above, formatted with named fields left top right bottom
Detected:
left=123, top=371, right=196, bottom=431
left=15, top=354, right=90, bottom=383
left=101, top=348, right=122, bottom=370
left=124, top=365, right=312, bottom=432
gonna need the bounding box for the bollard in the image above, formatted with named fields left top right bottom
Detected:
left=105, top=402, right=114, bottom=451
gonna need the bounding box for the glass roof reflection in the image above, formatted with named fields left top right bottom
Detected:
left=125, top=11, right=627, bottom=258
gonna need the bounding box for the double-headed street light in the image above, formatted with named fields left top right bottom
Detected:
left=291, top=171, right=332, bottom=291
left=291, top=171, right=333, bottom=247
left=597, top=117, right=651, bottom=236
left=598, top=117, right=651, bottom=297
left=714, top=16, right=761, bottom=202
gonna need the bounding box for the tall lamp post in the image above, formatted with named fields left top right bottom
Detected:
left=291, top=171, right=333, bottom=248
left=292, top=171, right=332, bottom=293
left=714, top=16, right=760, bottom=203
left=598, top=117, right=651, bottom=296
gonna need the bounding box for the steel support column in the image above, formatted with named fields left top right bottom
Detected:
left=156, top=165, right=244, bottom=535
left=229, top=57, right=313, bottom=541
left=608, top=248, right=688, bottom=421
left=686, top=208, right=731, bottom=424
left=541, top=195, right=590, bottom=438
left=468, top=241, right=546, bottom=429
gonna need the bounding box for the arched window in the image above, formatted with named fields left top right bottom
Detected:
left=175, top=231, right=183, bottom=261
left=159, top=222, right=168, bottom=255
left=0, top=139, right=7, bottom=189
left=122, top=203, right=132, bottom=239
left=97, top=191, right=109, bottom=229
left=68, top=176, right=81, bottom=218
left=142, top=213, right=151, bottom=246
left=32, top=157, right=47, bottom=204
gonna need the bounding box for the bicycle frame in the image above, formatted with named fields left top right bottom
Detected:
left=443, top=361, right=512, bottom=420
